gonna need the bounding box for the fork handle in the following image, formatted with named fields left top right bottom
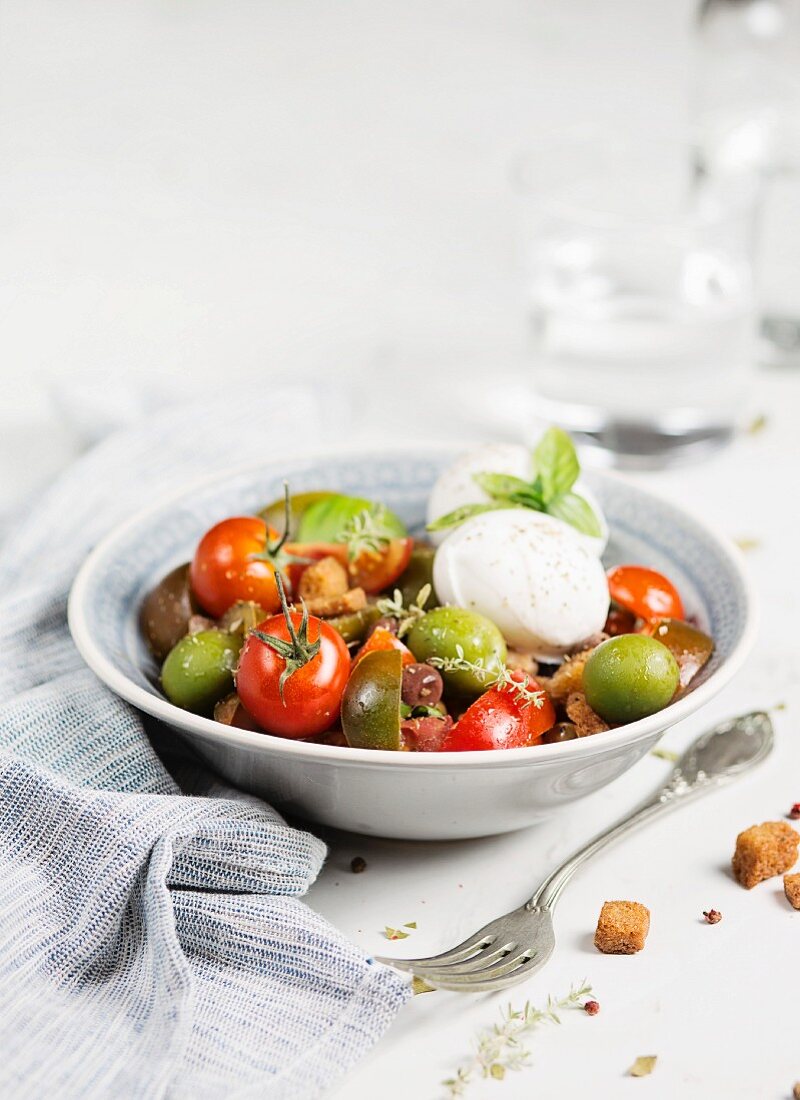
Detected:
left=526, top=794, right=677, bottom=910
left=526, top=711, right=773, bottom=912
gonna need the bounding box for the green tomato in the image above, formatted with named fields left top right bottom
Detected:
left=297, top=494, right=406, bottom=544
left=406, top=607, right=507, bottom=696
left=259, top=490, right=335, bottom=538
left=341, top=649, right=403, bottom=750
left=326, top=604, right=382, bottom=644
left=161, top=630, right=242, bottom=715
left=394, top=545, right=440, bottom=608
left=583, top=635, right=680, bottom=724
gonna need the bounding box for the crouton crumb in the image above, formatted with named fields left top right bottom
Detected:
left=732, top=821, right=800, bottom=889
left=298, top=556, right=349, bottom=602
left=594, top=900, right=650, bottom=955
left=303, top=587, right=367, bottom=617
left=565, top=692, right=610, bottom=736
left=783, top=873, right=800, bottom=910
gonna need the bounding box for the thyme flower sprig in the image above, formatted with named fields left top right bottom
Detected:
left=376, top=584, right=432, bottom=638
left=428, top=646, right=546, bottom=709
left=442, top=982, right=592, bottom=1097
left=337, top=507, right=395, bottom=561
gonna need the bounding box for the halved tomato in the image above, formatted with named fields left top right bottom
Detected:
left=441, top=673, right=556, bottom=751
left=349, top=537, right=414, bottom=595
left=352, top=625, right=416, bottom=669
left=606, top=565, right=684, bottom=624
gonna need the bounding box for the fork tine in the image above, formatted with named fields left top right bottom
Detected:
left=416, top=946, right=531, bottom=983
left=419, top=951, right=549, bottom=993
left=374, top=927, right=496, bottom=972
left=410, top=941, right=518, bottom=977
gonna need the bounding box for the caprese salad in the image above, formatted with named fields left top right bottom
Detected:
left=140, top=429, right=714, bottom=752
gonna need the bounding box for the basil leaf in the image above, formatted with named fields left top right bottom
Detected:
left=426, top=501, right=512, bottom=533
left=508, top=488, right=545, bottom=511
left=547, top=491, right=602, bottom=538
left=472, top=471, right=533, bottom=500
left=533, top=427, right=580, bottom=502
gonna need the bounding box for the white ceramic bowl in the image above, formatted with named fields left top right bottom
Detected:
left=68, top=448, right=756, bottom=840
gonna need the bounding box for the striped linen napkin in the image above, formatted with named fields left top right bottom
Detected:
left=0, top=395, right=410, bottom=1098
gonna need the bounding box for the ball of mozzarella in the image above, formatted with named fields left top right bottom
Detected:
left=433, top=509, right=610, bottom=662
left=427, top=442, right=608, bottom=554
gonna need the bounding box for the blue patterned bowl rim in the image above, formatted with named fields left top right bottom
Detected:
left=68, top=443, right=758, bottom=769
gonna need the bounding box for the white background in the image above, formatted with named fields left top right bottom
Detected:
left=1, top=3, right=799, bottom=1098
left=0, top=0, right=695, bottom=512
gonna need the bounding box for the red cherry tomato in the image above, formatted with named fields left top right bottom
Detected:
left=441, top=673, right=556, bottom=751
left=352, top=626, right=416, bottom=669
left=606, top=565, right=684, bottom=624
left=190, top=516, right=286, bottom=618
left=236, top=610, right=350, bottom=739
left=349, top=537, right=414, bottom=595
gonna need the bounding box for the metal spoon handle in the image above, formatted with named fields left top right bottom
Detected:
left=527, top=711, right=773, bottom=911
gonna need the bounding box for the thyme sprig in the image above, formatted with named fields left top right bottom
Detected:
left=376, top=584, right=432, bottom=638
left=428, top=646, right=546, bottom=709
left=442, top=982, right=593, bottom=1096
left=337, top=507, right=395, bottom=561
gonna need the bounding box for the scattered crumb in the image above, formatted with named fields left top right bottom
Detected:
left=784, top=874, right=800, bottom=910
left=732, top=822, right=800, bottom=889
left=628, top=1055, right=657, bottom=1078
left=350, top=856, right=367, bottom=874
left=788, top=803, right=800, bottom=821
left=383, top=926, right=410, bottom=941
left=594, top=900, right=650, bottom=955
left=746, top=413, right=768, bottom=435
left=702, top=909, right=722, bottom=924
left=793, top=1082, right=800, bottom=1100
left=584, top=1000, right=600, bottom=1016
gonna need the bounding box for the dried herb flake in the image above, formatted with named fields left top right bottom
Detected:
left=651, top=748, right=679, bottom=763
left=383, top=926, right=410, bottom=941
left=629, top=1055, right=658, bottom=1077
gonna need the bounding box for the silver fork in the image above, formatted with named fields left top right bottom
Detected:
left=377, top=712, right=773, bottom=992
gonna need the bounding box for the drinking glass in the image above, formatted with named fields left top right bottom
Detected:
left=517, top=141, right=759, bottom=467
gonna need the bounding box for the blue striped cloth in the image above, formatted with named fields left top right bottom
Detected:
left=0, top=397, right=410, bottom=1098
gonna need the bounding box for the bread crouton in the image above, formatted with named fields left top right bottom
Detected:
left=303, top=587, right=367, bottom=617
left=594, top=900, right=650, bottom=954
left=565, top=692, right=610, bottom=736
left=298, top=556, right=349, bottom=602
left=548, top=639, right=607, bottom=703
left=783, top=873, right=800, bottom=910
left=732, top=821, right=799, bottom=889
